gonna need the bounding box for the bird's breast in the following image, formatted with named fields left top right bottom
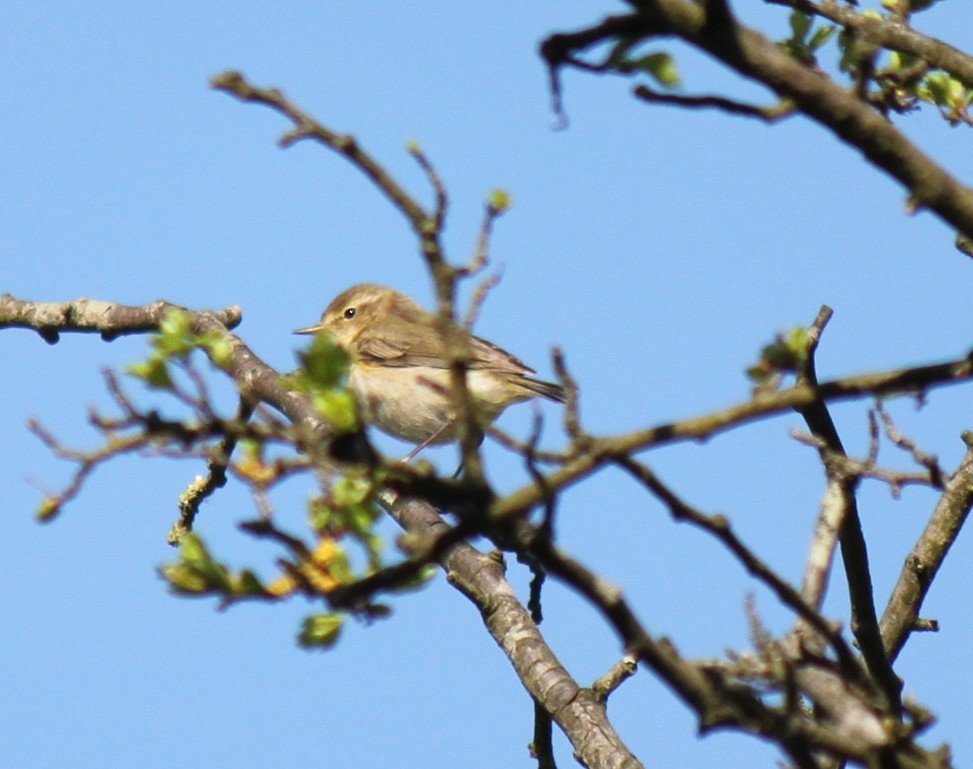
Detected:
left=348, top=363, right=529, bottom=443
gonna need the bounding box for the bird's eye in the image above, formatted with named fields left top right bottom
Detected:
left=343, top=307, right=357, bottom=320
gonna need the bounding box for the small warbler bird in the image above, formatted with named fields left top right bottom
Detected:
left=294, top=284, right=564, bottom=455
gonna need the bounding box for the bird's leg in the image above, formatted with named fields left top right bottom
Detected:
left=451, top=428, right=485, bottom=479
left=401, top=420, right=454, bottom=463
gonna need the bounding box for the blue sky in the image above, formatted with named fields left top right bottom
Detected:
left=3, top=3, right=973, bottom=768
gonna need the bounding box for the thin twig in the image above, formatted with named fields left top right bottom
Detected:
left=552, top=347, right=586, bottom=446
left=211, top=71, right=440, bottom=250
left=613, top=455, right=864, bottom=682
left=464, top=269, right=504, bottom=330
left=168, top=395, right=257, bottom=544
left=875, top=401, right=946, bottom=488
left=591, top=655, right=639, bottom=702
left=795, top=306, right=902, bottom=712
left=493, top=348, right=973, bottom=523
left=792, top=429, right=941, bottom=500
left=633, top=85, right=796, bottom=122
left=407, top=142, right=448, bottom=231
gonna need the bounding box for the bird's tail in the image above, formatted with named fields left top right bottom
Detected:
left=521, top=376, right=566, bottom=403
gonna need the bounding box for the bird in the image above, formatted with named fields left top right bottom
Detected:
left=294, top=283, right=564, bottom=458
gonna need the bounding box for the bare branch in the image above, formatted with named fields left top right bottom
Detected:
left=494, top=349, right=973, bottom=523
left=461, top=195, right=508, bottom=281
left=0, top=295, right=240, bottom=343
left=552, top=347, right=586, bottom=447
left=613, top=456, right=862, bottom=678
left=794, top=306, right=901, bottom=713
left=881, top=434, right=973, bottom=661
left=592, top=656, right=639, bottom=702
left=384, top=493, right=644, bottom=769
left=801, top=473, right=850, bottom=613
left=527, top=533, right=898, bottom=766
left=543, top=3, right=973, bottom=242
left=463, top=269, right=504, bottom=330
left=169, top=395, right=257, bottom=544
left=875, top=402, right=946, bottom=488
left=633, top=85, right=796, bottom=122
left=792, top=429, right=941, bottom=499
left=406, top=141, right=448, bottom=232
left=211, top=71, right=434, bottom=240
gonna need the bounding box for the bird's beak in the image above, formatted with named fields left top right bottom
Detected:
left=293, top=323, right=324, bottom=335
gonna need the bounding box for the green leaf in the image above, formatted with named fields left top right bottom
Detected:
left=239, top=439, right=262, bottom=459
left=789, top=11, right=811, bottom=44
left=204, top=335, right=234, bottom=369
left=127, top=357, right=173, bottom=389
left=313, top=389, right=359, bottom=433
left=36, top=496, right=61, bottom=522
left=154, top=309, right=197, bottom=358
left=783, top=327, right=810, bottom=361
left=162, top=533, right=231, bottom=594
left=807, top=25, right=835, bottom=52
left=299, top=613, right=346, bottom=649
left=924, top=72, right=951, bottom=104
left=297, top=334, right=350, bottom=389
left=761, top=328, right=809, bottom=369
left=159, top=308, right=193, bottom=340
left=746, top=327, right=811, bottom=384
left=488, top=189, right=513, bottom=213
left=837, top=29, right=857, bottom=73
left=631, top=53, right=680, bottom=87
left=333, top=474, right=373, bottom=507
left=309, top=497, right=334, bottom=532
left=347, top=504, right=381, bottom=538
left=888, top=51, right=919, bottom=71
left=946, top=78, right=968, bottom=108
left=161, top=562, right=211, bottom=594
left=179, top=531, right=209, bottom=564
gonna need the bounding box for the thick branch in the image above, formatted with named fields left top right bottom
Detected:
left=543, top=1, right=973, bottom=240
left=770, top=0, right=973, bottom=88
left=795, top=309, right=901, bottom=712
left=880, top=436, right=973, bottom=661
left=385, top=494, right=644, bottom=769
left=528, top=536, right=900, bottom=767
left=0, top=295, right=241, bottom=343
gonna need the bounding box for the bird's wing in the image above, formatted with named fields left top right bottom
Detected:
left=356, top=325, right=448, bottom=368
left=468, top=334, right=536, bottom=375
left=356, top=325, right=535, bottom=375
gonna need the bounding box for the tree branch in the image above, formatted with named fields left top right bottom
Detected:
left=210, top=71, right=434, bottom=240
left=494, top=349, right=973, bottom=523
left=385, top=494, right=644, bottom=769
left=543, top=1, right=973, bottom=242
left=880, top=434, right=973, bottom=662
left=768, top=0, right=973, bottom=88
left=2, top=296, right=642, bottom=769
left=795, top=306, right=901, bottom=713
left=633, top=84, right=796, bottom=122
left=0, top=294, right=241, bottom=343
